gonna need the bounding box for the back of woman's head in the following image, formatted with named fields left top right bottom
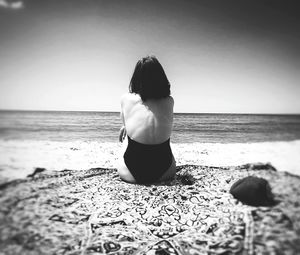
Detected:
left=129, top=56, right=170, bottom=101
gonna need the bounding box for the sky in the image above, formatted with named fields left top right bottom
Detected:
left=0, top=0, right=299, bottom=113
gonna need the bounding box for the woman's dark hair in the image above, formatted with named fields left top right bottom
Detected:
left=129, top=56, right=170, bottom=101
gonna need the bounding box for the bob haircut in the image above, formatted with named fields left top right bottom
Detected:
left=129, top=56, right=171, bottom=101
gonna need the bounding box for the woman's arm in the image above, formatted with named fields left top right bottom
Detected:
left=119, top=125, right=126, bottom=143
left=119, top=111, right=126, bottom=142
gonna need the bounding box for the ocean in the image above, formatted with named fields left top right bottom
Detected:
left=1, top=110, right=300, bottom=180
left=1, top=110, right=300, bottom=143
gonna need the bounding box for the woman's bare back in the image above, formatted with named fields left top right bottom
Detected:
left=121, top=93, right=174, bottom=144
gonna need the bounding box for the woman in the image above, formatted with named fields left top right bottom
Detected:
left=117, top=56, right=176, bottom=184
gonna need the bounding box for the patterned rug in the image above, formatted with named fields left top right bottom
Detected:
left=0, top=164, right=299, bottom=254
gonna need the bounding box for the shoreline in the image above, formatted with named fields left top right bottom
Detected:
left=1, top=139, right=300, bottom=182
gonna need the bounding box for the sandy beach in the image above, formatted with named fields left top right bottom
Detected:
left=1, top=139, right=300, bottom=182
left=1, top=139, right=300, bottom=253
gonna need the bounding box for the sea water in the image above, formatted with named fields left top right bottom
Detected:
left=0, top=110, right=300, bottom=180
left=1, top=110, right=300, bottom=143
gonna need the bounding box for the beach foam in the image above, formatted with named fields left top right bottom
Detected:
left=172, top=140, right=300, bottom=176
left=0, top=139, right=300, bottom=181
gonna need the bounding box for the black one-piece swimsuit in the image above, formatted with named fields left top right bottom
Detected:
left=124, top=136, right=173, bottom=184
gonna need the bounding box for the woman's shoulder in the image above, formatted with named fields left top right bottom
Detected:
left=121, top=93, right=141, bottom=106
left=159, top=96, right=174, bottom=108
left=166, top=95, right=174, bottom=105
left=121, top=93, right=174, bottom=109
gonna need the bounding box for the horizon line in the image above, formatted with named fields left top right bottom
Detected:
left=0, top=108, right=299, bottom=115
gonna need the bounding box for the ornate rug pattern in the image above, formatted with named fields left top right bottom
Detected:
left=0, top=164, right=299, bottom=254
